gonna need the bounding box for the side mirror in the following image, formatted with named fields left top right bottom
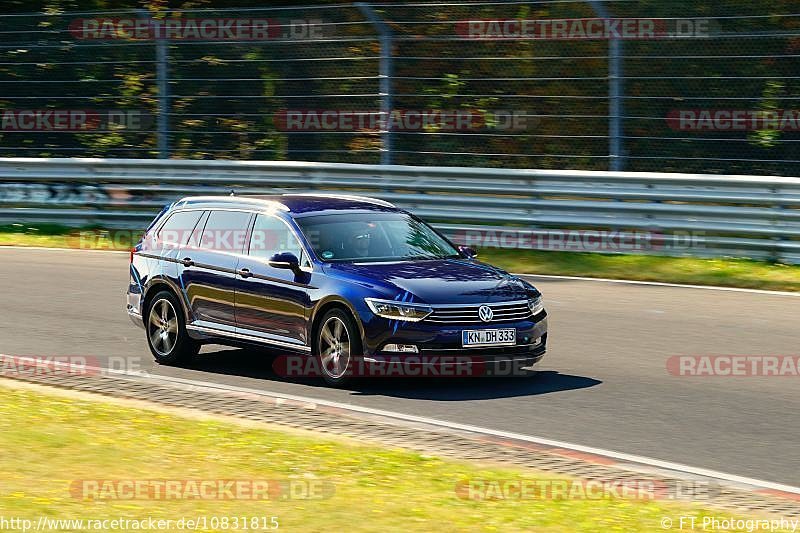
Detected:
left=268, top=252, right=300, bottom=270
left=458, top=245, right=478, bottom=259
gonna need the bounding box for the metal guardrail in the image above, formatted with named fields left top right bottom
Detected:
left=0, top=157, right=799, bottom=264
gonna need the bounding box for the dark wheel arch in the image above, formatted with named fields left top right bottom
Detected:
left=310, top=299, right=363, bottom=348
left=143, top=279, right=191, bottom=324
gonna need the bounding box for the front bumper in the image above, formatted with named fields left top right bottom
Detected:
left=362, top=336, right=546, bottom=377
left=360, top=311, right=548, bottom=375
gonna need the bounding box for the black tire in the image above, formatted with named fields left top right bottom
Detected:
left=145, top=290, right=200, bottom=365
left=314, top=308, right=362, bottom=387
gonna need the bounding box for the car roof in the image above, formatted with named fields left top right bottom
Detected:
left=173, top=193, right=398, bottom=216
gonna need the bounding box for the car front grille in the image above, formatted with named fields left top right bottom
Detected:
left=425, top=300, right=533, bottom=324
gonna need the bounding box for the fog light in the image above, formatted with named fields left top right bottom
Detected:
left=382, top=344, right=419, bottom=353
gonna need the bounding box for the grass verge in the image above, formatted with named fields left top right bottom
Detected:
left=2, top=224, right=800, bottom=292
left=481, top=248, right=800, bottom=292
left=0, top=380, right=784, bottom=532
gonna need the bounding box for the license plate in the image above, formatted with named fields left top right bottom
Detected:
left=462, top=328, right=516, bottom=347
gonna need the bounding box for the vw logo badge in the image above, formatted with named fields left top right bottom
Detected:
left=478, top=305, right=493, bottom=323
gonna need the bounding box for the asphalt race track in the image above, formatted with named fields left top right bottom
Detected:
left=1, top=247, right=798, bottom=485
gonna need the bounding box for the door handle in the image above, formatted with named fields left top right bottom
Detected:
left=181, top=257, right=194, bottom=267
left=237, top=268, right=253, bottom=278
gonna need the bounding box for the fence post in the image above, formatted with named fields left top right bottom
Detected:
left=155, top=33, right=170, bottom=159
left=139, top=10, right=170, bottom=159
left=588, top=1, right=624, bottom=171
left=356, top=3, right=393, bottom=165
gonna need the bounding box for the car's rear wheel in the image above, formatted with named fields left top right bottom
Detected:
left=146, top=291, right=199, bottom=365
left=315, top=309, right=361, bottom=387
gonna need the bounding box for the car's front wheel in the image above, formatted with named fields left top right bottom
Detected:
left=146, top=291, right=199, bottom=365
left=315, top=309, right=361, bottom=387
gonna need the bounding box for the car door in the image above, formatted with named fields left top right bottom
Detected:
left=145, top=208, right=207, bottom=283
left=178, top=209, right=253, bottom=329
left=234, top=213, right=313, bottom=348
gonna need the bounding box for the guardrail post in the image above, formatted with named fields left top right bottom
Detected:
left=773, top=185, right=787, bottom=264
left=588, top=1, right=624, bottom=171
left=356, top=3, right=394, bottom=165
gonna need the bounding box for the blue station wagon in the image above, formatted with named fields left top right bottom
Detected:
left=126, top=194, right=547, bottom=385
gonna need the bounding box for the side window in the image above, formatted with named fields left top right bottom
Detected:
left=157, top=210, right=204, bottom=247
left=249, top=214, right=304, bottom=262
left=199, top=210, right=252, bottom=254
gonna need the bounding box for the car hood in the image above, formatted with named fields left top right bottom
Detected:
left=325, top=259, right=533, bottom=304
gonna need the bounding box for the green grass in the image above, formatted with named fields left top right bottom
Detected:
left=0, top=224, right=141, bottom=250
left=2, top=224, right=800, bottom=292
left=0, top=381, right=786, bottom=532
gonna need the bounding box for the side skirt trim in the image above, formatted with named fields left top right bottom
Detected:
left=186, top=324, right=311, bottom=353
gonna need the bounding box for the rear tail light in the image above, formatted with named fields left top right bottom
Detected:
left=130, top=248, right=135, bottom=264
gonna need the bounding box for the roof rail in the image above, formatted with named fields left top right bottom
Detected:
left=282, top=192, right=395, bottom=208
left=175, top=196, right=290, bottom=212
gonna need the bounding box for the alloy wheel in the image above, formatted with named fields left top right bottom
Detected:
left=148, top=298, right=178, bottom=357
left=319, top=316, right=351, bottom=379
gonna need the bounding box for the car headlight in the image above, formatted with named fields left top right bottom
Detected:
left=365, top=298, right=432, bottom=322
left=528, top=295, right=544, bottom=315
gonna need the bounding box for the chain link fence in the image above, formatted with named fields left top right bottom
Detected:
left=2, top=1, right=800, bottom=174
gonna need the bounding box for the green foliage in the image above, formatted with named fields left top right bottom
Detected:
left=2, top=1, right=800, bottom=174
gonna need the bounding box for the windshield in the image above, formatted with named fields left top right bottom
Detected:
left=296, top=212, right=459, bottom=263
